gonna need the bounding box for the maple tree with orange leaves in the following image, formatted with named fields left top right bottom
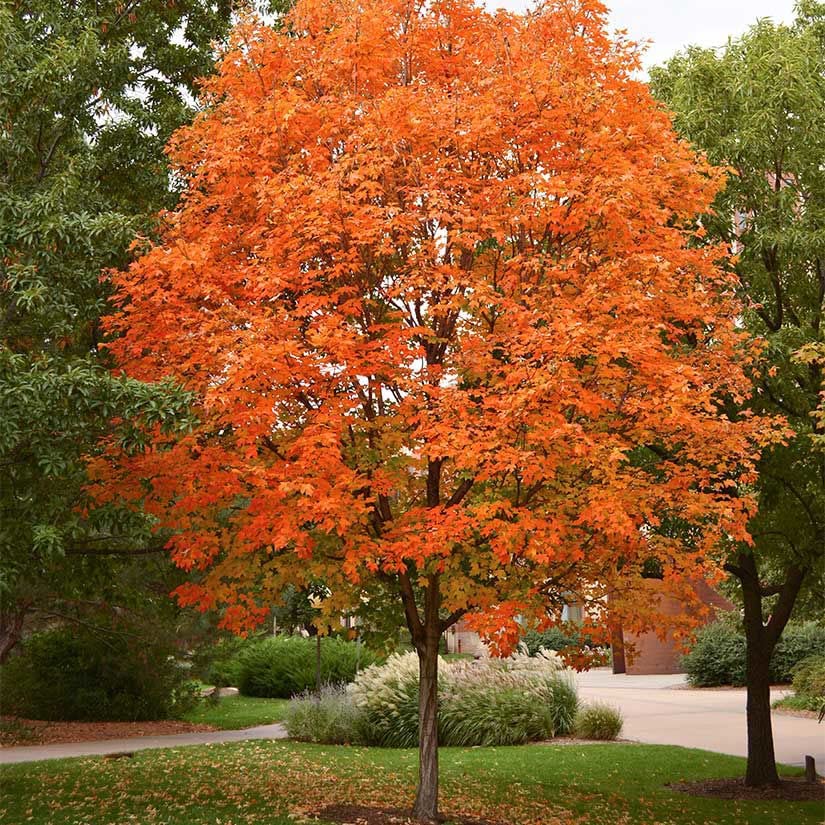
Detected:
left=94, top=0, right=780, bottom=819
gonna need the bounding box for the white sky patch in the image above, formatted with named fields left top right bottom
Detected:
left=487, top=0, right=796, bottom=69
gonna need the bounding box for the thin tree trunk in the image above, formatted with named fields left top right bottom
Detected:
left=412, top=629, right=440, bottom=823
left=316, top=633, right=322, bottom=695
left=0, top=602, right=29, bottom=664
left=398, top=570, right=443, bottom=824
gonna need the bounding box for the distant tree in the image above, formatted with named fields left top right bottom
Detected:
left=651, top=0, right=825, bottom=787
left=0, top=0, right=233, bottom=659
left=99, top=0, right=774, bottom=819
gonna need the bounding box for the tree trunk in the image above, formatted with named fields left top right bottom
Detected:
left=744, top=636, right=779, bottom=786
left=412, top=629, right=440, bottom=823
left=0, top=602, right=29, bottom=664
left=316, top=632, right=322, bottom=695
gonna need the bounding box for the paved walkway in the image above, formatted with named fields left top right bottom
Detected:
left=0, top=722, right=287, bottom=765
left=575, top=668, right=825, bottom=768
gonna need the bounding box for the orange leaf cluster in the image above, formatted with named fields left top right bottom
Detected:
left=95, top=0, right=776, bottom=643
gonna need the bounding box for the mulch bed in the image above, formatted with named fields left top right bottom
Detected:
left=314, top=804, right=505, bottom=825
left=0, top=715, right=216, bottom=747
left=668, top=777, right=825, bottom=802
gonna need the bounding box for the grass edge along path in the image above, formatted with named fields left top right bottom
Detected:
left=1, top=740, right=822, bottom=825
left=182, top=695, right=289, bottom=730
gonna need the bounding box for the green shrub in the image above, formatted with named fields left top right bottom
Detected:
left=522, top=627, right=581, bottom=655
left=348, top=649, right=576, bottom=747
left=682, top=621, right=747, bottom=687
left=771, top=624, right=825, bottom=684
left=284, top=686, right=365, bottom=744
left=0, top=626, right=199, bottom=722
left=236, top=635, right=376, bottom=698
left=682, top=620, right=825, bottom=687
left=191, top=635, right=254, bottom=688
left=574, top=703, right=623, bottom=740
left=791, top=655, right=825, bottom=699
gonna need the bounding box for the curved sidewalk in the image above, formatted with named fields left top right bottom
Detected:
left=575, top=668, right=824, bottom=768
left=0, top=722, right=287, bottom=765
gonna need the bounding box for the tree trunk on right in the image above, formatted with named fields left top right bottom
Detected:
left=744, top=636, right=779, bottom=786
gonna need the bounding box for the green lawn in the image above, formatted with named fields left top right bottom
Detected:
left=0, top=741, right=820, bottom=825
left=182, top=695, right=289, bottom=729
left=773, top=693, right=821, bottom=713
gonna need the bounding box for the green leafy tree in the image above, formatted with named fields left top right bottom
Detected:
left=0, top=0, right=233, bottom=659
left=651, top=1, right=825, bottom=787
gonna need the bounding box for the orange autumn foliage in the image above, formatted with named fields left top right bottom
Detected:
left=96, top=0, right=776, bottom=650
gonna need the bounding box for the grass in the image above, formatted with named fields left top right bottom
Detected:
left=182, top=695, right=289, bottom=729
left=0, top=740, right=820, bottom=825
left=773, top=693, right=822, bottom=713
left=442, top=652, right=475, bottom=661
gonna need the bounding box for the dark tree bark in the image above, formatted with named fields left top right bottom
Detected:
left=399, top=570, right=443, bottom=824
left=727, top=553, right=806, bottom=787
left=412, top=626, right=440, bottom=823
left=0, top=600, right=30, bottom=664
left=316, top=632, right=322, bottom=695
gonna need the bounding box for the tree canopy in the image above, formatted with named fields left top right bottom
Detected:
left=651, top=0, right=825, bottom=786
left=98, top=0, right=776, bottom=817
left=0, top=0, right=232, bottom=657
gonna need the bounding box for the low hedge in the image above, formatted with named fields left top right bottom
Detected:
left=682, top=620, right=825, bottom=687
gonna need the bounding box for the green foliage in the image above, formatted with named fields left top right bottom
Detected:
left=791, top=654, right=825, bottom=699
left=0, top=0, right=232, bottom=653
left=773, top=692, right=823, bottom=713
left=651, top=2, right=825, bottom=628
left=284, top=686, right=366, bottom=744
left=234, top=636, right=375, bottom=699
left=191, top=634, right=254, bottom=688
left=682, top=621, right=748, bottom=687
left=521, top=627, right=580, bottom=655
left=682, top=621, right=825, bottom=686
left=770, top=623, right=825, bottom=682
left=0, top=625, right=199, bottom=722
left=573, top=703, right=624, bottom=741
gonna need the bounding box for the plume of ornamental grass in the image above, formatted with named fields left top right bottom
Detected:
left=347, top=649, right=576, bottom=747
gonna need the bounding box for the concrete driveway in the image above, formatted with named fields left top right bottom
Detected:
left=575, top=668, right=825, bottom=768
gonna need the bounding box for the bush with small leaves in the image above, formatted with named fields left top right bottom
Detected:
left=791, top=655, right=825, bottom=701
left=0, top=626, right=199, bottom=722
left=681, top=621, right=747, bottom=687
left=573, top=703, right=623, bottom=740
left=682, top=620, right=825, bottom=687
left=235, top=635, right=376, bottom=698
left=771, top=624, right=825, bottom=684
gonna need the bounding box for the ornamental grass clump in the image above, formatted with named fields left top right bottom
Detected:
left=347, top=649, right=575, bottom=747
left=573, top=702, right=624, bottom=740
left=284, top=685, right=365, bottom=744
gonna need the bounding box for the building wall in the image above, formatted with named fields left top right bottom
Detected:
left=445, top=620, right=488, bottom=657
left=617, top=580, right=735, bottom=675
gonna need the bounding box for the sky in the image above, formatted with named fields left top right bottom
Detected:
left=492, top=0, right=797, bottom=69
